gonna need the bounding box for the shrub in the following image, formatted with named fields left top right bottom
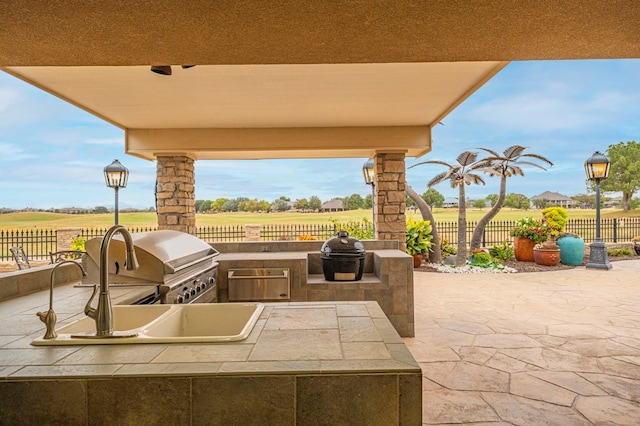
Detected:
left=330, top=217, right=374, bottom=240
left=608, top=248, right=633, bottom=257
left=471, top=251, right=492, bottom=264
left=440, top=238, right=457, bottom=258
left=70, top=235, right=85, bottom=252
left=542, top=207, right=568, bottom=236
left=489, top=241, right=513, bottom=261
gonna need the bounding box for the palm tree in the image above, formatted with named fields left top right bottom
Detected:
left=469, top=145, right=553, bottom=250
left=410, top=151, right=490, bottom=266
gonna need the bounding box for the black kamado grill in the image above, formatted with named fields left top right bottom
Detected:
left=321, top=231, right=365, bottom=281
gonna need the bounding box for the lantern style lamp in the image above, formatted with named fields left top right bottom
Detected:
left=104, top=159, right=129, bottom=225
left=362, top=158, right=376, bottom=235
left=362, top=158, right=375, bottom=185
left=584, top=151, right=612, bottom=270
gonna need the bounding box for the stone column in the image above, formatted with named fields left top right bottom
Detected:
left=155, top=155, right=196, bottom=234
left=374, top=152, right=407, bottom=249
left=245, top=224, right=261, bottom=241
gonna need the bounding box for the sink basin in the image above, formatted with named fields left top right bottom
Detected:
left=45, top=305, right=173, bottom=336
left=31, top=303, right=264, bottom=345
left=143, top=303, right=265, bottom=341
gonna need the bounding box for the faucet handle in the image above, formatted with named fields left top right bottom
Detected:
left=84, top=285, right=98, bottom=319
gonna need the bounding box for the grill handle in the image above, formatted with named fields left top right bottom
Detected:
left=228, top=269, right=289, bottom=280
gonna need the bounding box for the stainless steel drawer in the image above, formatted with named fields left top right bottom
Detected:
left=228, top=268, right=290, bottom=301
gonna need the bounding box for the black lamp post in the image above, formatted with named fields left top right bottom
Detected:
left=362, top=158, right=376, bottom=236
left=104, top=159, right=129, bottom=225
left=584, top=151, right=612, bottom=270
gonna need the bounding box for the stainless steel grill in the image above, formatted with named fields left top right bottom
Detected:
left=82, top=230, right=218, bottom=304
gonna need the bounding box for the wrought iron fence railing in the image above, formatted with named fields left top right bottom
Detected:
left=2, top=218, right=640, bottom=261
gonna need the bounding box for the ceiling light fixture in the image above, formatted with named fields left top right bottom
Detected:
left=151, top=65, right=172, bottom=75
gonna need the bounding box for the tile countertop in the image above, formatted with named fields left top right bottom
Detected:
left=0, top=283, right=420, bottom=380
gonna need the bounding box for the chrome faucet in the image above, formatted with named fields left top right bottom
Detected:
left=37, top=260, right=87, bottom=339
left=84, top=225, right=139, bottom=337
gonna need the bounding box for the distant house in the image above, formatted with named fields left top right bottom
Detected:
left=442, top=197, right=459, bottom=208
left=321, top=199, right=344, bottom=212
left=58, top=207, right=88, bottom=214
left=530, top=191, right=579, bottom=209
left=603, top=196, right=622, bottom=208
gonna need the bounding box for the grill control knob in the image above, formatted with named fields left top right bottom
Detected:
left=208, top=277, right=216, bottom=285
left=183, top=291, right=190, bottom=300
left=177, top=295, right=184, bottom=304
left=200, top=282, right=207, bottom=291
left=190, top=288, right=196, bottom=296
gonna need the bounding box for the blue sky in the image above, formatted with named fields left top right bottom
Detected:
left=1, top=59, right=639, bottom=210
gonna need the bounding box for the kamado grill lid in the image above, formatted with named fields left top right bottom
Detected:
left=321, top=230, right=365, bottom=255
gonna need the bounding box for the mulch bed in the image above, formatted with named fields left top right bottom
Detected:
left=416, top=254, right=638, bottom=273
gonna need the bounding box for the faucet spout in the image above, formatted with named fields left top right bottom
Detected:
left=37, top=260, right=87, bottom=339
left=85, top=225, right=139, bottom=337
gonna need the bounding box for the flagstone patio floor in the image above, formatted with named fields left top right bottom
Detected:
left=405, top=261, right=640, bottom=425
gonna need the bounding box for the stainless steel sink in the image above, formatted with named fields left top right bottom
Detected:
left=31, top=303, right=264, bottom=345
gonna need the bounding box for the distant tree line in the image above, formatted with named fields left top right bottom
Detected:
left=194, top=193, right=375, bottom=213
left=404, top=188, right=639, bottom=211
left=0, top=206, right=156, bottom=214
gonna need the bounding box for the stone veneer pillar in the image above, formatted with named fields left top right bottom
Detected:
left=155, top=155, right=196, bottom=234
left=374, top=152, right=407, bottom=249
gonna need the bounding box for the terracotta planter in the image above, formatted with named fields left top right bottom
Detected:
left=533, top=248, right=561, bottom=266
left=412, top=254, right=423, bottom=268
left=513, top=237, right=536, bottom=262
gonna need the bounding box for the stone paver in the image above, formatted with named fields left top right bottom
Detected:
left=406, top=260, right=640, bottom=425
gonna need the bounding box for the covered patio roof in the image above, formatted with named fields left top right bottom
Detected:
left=0, top=1, right=638, bottom=160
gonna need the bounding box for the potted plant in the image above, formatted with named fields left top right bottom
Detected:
left=533, top=236, right=561, bottom=266
left=406, top=219, right=433, bottom=267
left=510, top=217, right=551, bottom=262
left=542, top=207, right=585, bottom=265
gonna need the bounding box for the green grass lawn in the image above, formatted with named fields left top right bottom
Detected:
left=0, top=207, right=636, bottom=230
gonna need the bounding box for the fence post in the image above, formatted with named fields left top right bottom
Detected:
left=245, top=224, right=261, bottom=241
left=482, top=229, right=486, bottom=247
left=56, top=227, right=83, bottom=252
left=613, top=218, right=617, bottom=243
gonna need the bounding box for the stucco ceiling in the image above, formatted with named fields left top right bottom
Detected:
left=3, top=62, right=506, bottom=160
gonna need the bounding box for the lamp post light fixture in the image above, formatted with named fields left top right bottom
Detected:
left=104, top=159, right=129, bottom=225
left=584, top=151, right=612, bottom=270
left=362, top=158, right=376, bottom=236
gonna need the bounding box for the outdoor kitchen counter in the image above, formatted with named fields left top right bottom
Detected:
left=216, top=249, right=416, bottom=338
left=0, top=283, right=422, bottom=425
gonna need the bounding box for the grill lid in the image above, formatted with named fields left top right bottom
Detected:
left=126, top=230, right=215, bottom=269
left=84, top=230, right=218, bottom=283
left=321, top=230, right=365, bottom=255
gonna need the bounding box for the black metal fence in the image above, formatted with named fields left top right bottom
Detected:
left=0, top=229, right=56, bottom=261
left=196, top=225, right=246, bottom=243
left=2, top=218, right=640, bottom=261
left=259, top=224, right=337, bottom=241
